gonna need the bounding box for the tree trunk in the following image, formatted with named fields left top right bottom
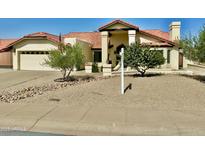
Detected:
left=65, top=68, right=72, bottom=80
left=136, top=67, right=146, bottom=77
left=62, top=69, right=67, bottom=79
left=141, top=71, right=145, bottom=77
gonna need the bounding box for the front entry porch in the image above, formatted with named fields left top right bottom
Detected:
left=101, top=30, right=137, bottom=68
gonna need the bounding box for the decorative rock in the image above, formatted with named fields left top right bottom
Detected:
left=0, top=76, right=110, bottom=103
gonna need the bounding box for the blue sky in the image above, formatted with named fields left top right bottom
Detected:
left=0, top=18, right=204, bottom=39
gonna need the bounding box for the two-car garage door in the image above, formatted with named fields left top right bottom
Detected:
left=20, top=51, right=53, bottom=71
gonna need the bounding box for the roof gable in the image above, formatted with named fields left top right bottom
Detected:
left=23, top=32, right=60, bottom=43
left=0, top=32, right=60, bottom=52
left=99, top=19, right=139, bottom=31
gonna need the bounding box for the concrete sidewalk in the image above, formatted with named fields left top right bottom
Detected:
left=0, top=103, right=205, bottom=135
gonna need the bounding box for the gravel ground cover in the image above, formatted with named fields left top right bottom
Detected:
left=8, top=75, right=205, bottom=112
left=0, top=75, right=108, bottom=103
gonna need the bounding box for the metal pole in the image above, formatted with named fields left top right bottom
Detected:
left=120, top=48, right=124, bottom=95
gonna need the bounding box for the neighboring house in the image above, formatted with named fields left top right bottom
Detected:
left=0, top=19, right=184, bottom=71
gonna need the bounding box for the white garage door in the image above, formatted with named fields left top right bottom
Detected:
left=20, top=51, right=54, bottom=71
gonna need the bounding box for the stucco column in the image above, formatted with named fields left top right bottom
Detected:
left=128, top=30, right=136, bottom=45
left=101, top=31, right=109, bottom=64
left=170, top=48, right=179, bottom=70
left=12, top=48, right=19, bottom=70
left=162, top=48, right=167, bottom=68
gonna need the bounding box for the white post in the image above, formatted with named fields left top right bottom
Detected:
left=120, top=48, right=124, bottom=95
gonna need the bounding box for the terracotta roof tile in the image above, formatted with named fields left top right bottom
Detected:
left=64, top=32, right=101, bottom=49
left=24, top=32, right=60, bottom=43
left=64, top=30, right=173, bottom=49
left=0, top=39, right=18, bottom=50
left=142, top=30, right=169, bottom=40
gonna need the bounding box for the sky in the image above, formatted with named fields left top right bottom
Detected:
left=0, top=18, right=204, bottom=39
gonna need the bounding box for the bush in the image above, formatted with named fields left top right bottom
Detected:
left=124, top=42, right=165, bottom=77
left=92, top=62, right=99, bottom=73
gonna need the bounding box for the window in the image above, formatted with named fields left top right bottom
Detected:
left=167, top=50, right=170, bottom=64
left=94, top=50, right=102, bottom=62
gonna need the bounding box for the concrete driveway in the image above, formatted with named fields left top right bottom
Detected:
left=0, top=70, right=61, bottom=92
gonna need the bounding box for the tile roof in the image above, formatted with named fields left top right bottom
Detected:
left=140, top=30, right=175, bottom=46
left=64, top=30, right=173, bottom=49
left=24, top=32, right=60, bottom=43
left=64, top=32, right=101, bottom=49
left=0, top=39, right=18, bottom=50
left=142, top=30, right=169, bottom=40
left=0, top=32, right=60, bottom=52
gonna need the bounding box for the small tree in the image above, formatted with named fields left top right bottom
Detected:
left=197, top=25, right=205, bottom=63
left=180, top=33, right=199, bottom=62
left=44, top=43, right=84, bottom=80
left=180, top=25, right=205, bottom=63
left=124, top=42, right=165, bottom=77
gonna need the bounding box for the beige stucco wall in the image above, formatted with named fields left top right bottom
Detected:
left=76, top=39, right=92, bottom=63
left=64, top=38, right=77, bottom=45
left=128, top=30, right=136, bottom=45
left=13, top=39, right=58, bottom=70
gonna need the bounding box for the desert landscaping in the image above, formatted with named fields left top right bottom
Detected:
left=0, top=70, right=205, bottom=135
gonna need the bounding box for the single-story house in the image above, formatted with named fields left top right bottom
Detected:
left=0, top=19, right=185, bottom=71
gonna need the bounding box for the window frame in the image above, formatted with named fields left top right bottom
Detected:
left=93, top=50, right=102, bottom=63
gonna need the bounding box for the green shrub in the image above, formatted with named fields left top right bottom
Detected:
left=124, top=42, right=165, bottom=77
left=92, top=63, right=99, bottom=73
left=44, top=43, right=84, bottom=80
